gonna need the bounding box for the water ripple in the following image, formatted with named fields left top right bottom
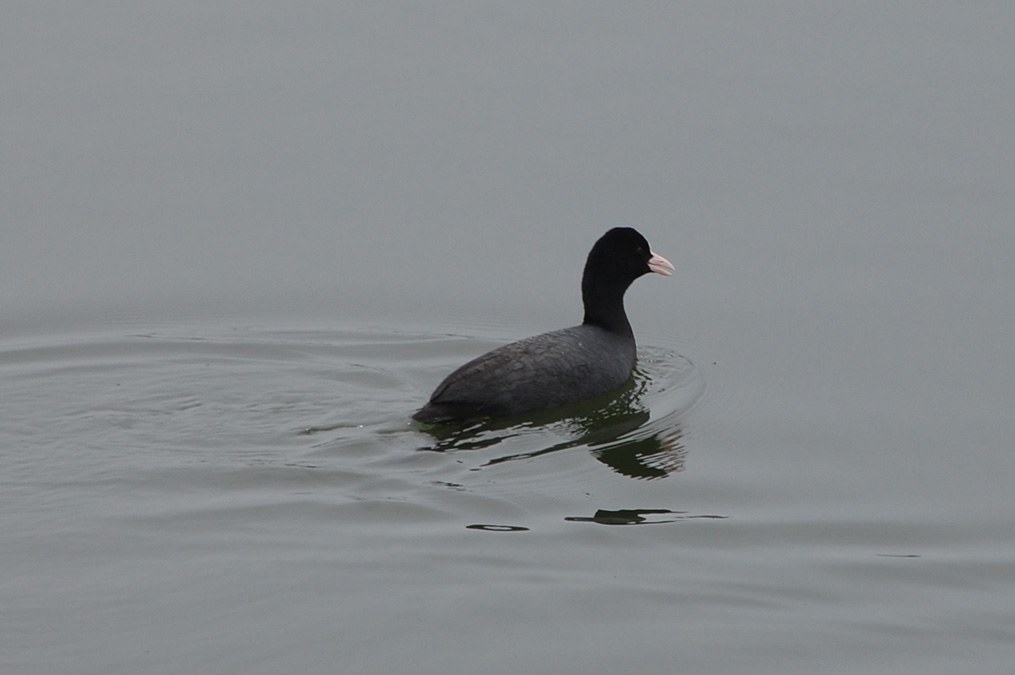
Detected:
left=1, top=323, right=709, bottom=530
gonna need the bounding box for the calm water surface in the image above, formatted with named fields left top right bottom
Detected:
left=3, top=305, right=1014, bottom=674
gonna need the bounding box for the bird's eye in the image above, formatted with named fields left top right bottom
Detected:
left=635, top=247, right=644, bottom=254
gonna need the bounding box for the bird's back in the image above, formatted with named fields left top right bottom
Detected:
left=412, top=324, right=636, bottom=423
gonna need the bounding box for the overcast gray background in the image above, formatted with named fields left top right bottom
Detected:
left=5, top=2, right=1009, bottom=330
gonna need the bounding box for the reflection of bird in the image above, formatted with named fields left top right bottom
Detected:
left=413, top=228, right=673, bottom=423
left=590, top=424, right=686, bottom=479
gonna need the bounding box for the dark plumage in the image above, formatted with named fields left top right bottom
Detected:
left=412, top=228, right=673, bottom=423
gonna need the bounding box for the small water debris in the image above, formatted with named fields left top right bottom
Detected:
left=465, top=524, right=530, bottom=532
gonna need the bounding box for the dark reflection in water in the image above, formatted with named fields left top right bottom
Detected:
left=415, top=376, right=687, bottom=480
left=590, top=429, right=685, bottom=479
left=463, top=511, right=726, bottom=531
left=565, top=509, right=727, bottom=525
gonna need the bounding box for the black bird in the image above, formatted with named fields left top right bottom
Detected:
left=412, top=227, right=673, bottom=423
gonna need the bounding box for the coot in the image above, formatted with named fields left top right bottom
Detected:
left=412, top=227, right=673, bottom=423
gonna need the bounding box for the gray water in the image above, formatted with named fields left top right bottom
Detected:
left=3, top=3, right=1014, bottom=674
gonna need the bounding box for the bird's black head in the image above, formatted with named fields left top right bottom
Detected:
left=581, top=227, right=673, bottom=335
left=585, top=227, right=673, bottom=284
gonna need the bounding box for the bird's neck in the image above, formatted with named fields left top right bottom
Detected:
left=581, top=276, right=633, bottom=337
